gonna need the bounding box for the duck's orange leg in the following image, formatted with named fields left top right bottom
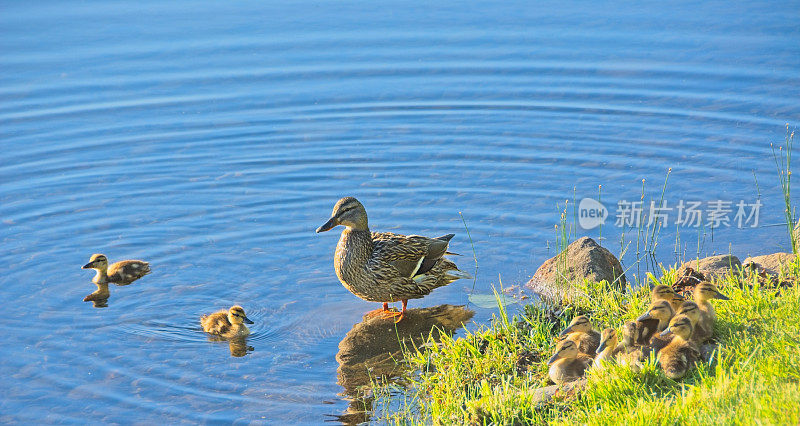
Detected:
left=366, top=302, right=392, bottom=318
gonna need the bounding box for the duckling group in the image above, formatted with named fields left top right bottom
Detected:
left=548, top=282, right=729, bottom=384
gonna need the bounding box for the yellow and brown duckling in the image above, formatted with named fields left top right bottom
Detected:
left=594, top=328, right=626, bottom=368
left=651, top=284, right=685, bottom=312
left=693, top=281, right=729, bottom=324
left=635, top=299, right=675, bottom=342
left=676, top=301, right=712, bottom=344
left=82, top=254, right=150, bottom=285
left=548, top=339, right=593, bottom=385
left=559, top=315, right=601, bottom=356
left=617, top=321, right=646, bottom=370
left=316, top=197, right=471, bottom=322
left=657, top=314, right=701, bottom=380
left=200, top=305, right=254, bottom=338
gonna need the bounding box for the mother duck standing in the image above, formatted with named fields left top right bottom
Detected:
left=316, top=197, right=471, bottom=322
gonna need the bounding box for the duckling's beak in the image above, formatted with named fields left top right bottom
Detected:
left=243, top=316, right=254, bottom=324
left=82, top=262, right=95, bottom=269
left=596, top=341, right=607, bottom=353
left=673, top=293, right=685, bottom=300
left=715, top=292, right=730, bottom=300
left=547, top=352, right=561, bottom=365
left=558, top=327, right=573, bottom=337
left=659, top=328, right=672, bottom=337
left=316, top=217, right=338, bottom=233
left=636, top=312, right=652, bottom=321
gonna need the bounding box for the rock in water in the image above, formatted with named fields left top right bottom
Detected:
left=526, top=237, right=626, bottom=303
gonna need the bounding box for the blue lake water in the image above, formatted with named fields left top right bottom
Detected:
left=1, top=0, right=799, bottom=423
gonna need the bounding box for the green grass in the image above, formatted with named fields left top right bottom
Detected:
left=371, top=262, right=800, bottom=425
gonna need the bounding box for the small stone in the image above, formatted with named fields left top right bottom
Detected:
left=742, top=253, right=797, bottom=277
left=679, top=255, right=741, bottom=279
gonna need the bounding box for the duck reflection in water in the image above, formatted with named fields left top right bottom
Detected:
left=83, top=282, right=110, bottom=308
left=205, top=335, right=254, bottom=358
left=332, top=304, right=474, bottom=424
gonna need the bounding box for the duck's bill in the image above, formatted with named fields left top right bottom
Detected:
left=636, top=313, right=652, bottom=321
left=715, top=293, right=730, bottom=300
left=82, top=262, right=94, bottom=269
left=596, top=342, right=607, bottom=353
left=558, top=327, right=573, bottom=337
left=243, top=317, right=254, bottom=324
left=659, top=329, right=671, bottom=337
left=316, top=217, right=337, bottom=233
left=547, top=353, right=561, bottom=365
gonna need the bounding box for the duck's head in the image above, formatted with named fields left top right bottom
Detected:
left=228, top=305, right=254, bottom=325
left=597, top=328, right=618, bottom=353
left=637, top=300, right=674, bottom=322
left=677, top=301, right=701, bottom=324
left=621, top=321, right=638, bottom=347
left=82, top=254, right=108, bottom=271
left=660, top=314, right=693, bottom=339
left=548, top=339, right=578, bottom=364
left=651, top=284, right=683, bottom=304
left=559, top=315, right=592, bottom=337
left=694, top=281, right=730, bottom=302
left=316, top=197, right=368, bottom=232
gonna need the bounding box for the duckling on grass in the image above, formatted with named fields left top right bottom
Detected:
left=677, top=300, right=712, bottom=344
left=651, top=284, right=685, bottom=312
left=658, top=314, right=701, bottom=380
left=82, top=254, right=150, bottom=285
left=594, top=328, right=627, bottom=369
left=548, top=339, right=593, bottom=385
left=201, top=305, right=254, bottom=338
left=559, top=315, right=600, bottom=356
left=693, top=281, right=729, bottom=325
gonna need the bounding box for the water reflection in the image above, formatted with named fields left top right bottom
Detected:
left=82, top=283, right=109, bottom=308
left=333, top=304, right=474, bottom=424
left=206, top=335, right=254, bottom=358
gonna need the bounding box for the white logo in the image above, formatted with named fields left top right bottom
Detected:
left=578, top=198, right=607, bottom=230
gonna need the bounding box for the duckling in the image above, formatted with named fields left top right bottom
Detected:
left=693, top=281, right=729, bottom=324
left=548, top=339, right=593, bottom=385
left=82, top=254, right=150, bottom=285
left=617, top=321, right=645, bottom=370
left=651, top=284, right=685, bottom=312
left=657, top=314, right=700, bottom=380
left=83, top=282, right=110, bottom=303
left=676, top=301, right=712, bottom=344
left=559, top=315, right=601, bottom=356
left=200, top=305, right=254, bottom=338
left=594, top=328, right=628, bottom=368
left=635, top=300, right=674, bottom=343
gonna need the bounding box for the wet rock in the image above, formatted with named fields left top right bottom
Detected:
left=530, top=378, right=588, bottom=404
left=526, top=237, right=626, bottom=303
left=679, top=255, right=741, bottom=279
left=742, top=253, right=797, bottom=277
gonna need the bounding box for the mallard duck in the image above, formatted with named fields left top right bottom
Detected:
left=676, top=301, right=712, bottom=343
left=693, top=281, right=729, bottom=324
left=651, top=284, right=685, bottom=312
left=316, top=197, right=471, bottom=322
left=83, top=282, right=110, bottom=303
left=636, top=299, right=674, bottom=340
left=82, top=254, right=150, bottom=285
left=559, top=315, right=601, bottom=356
left=548, top=339, right=593, bottom=384
left=658, top=314, right=701, bottom=379
left=200, top=305, right=254, bottom=338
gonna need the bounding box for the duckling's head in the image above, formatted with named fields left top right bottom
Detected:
left=694, top=282, right=730, bottom=302
left=621, top=321, right=638, bottom=346
left=660, top=314, right=693, bottom=339
left=559, top=315, right=592, bottom=337
left=228, top=306, right=254, bottom=325
left=316, top=197, right=369, bottom=232
left=677, top=301, right=701, bottom=324
left=637, top=300, right=674, bottom=322
left=548, top=339, right=578, bottom=364
left=651, top=284, right=683, bottom=303
left=82, top=254, right=108, bottom=271
left=596, top=328, right=618, bottom=353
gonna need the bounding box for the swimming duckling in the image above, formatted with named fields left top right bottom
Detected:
left=82, top=254, right=150, bottom=285
left=657, top=314, right=700, bottom=380
left=548, top=339, right=593, bottom=385
left=200, top=305, right=254, bottom=338
left=651, top=284, right=685, bottom=312
left=594, top=328, right=628, bottom=368
left=693, top=281, right=729, bottom=324
left=676, top=301, right=712, bottom=344
left=559, top=315, right=600, bottom=356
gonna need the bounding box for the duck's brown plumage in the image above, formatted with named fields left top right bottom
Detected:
left=317, top=198, right=470, bottom=311
left=82, top=254, right=150, bottom=285
left=548, top=340, right=593, bottom=385
left=658, top=314, right=701, bottom=379
left=559, top=315, right=601, bottom=356
left=201, top=306, right=253, bottom=338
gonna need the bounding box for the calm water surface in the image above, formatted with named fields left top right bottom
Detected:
left=2, top=0, right=799, bottom=423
